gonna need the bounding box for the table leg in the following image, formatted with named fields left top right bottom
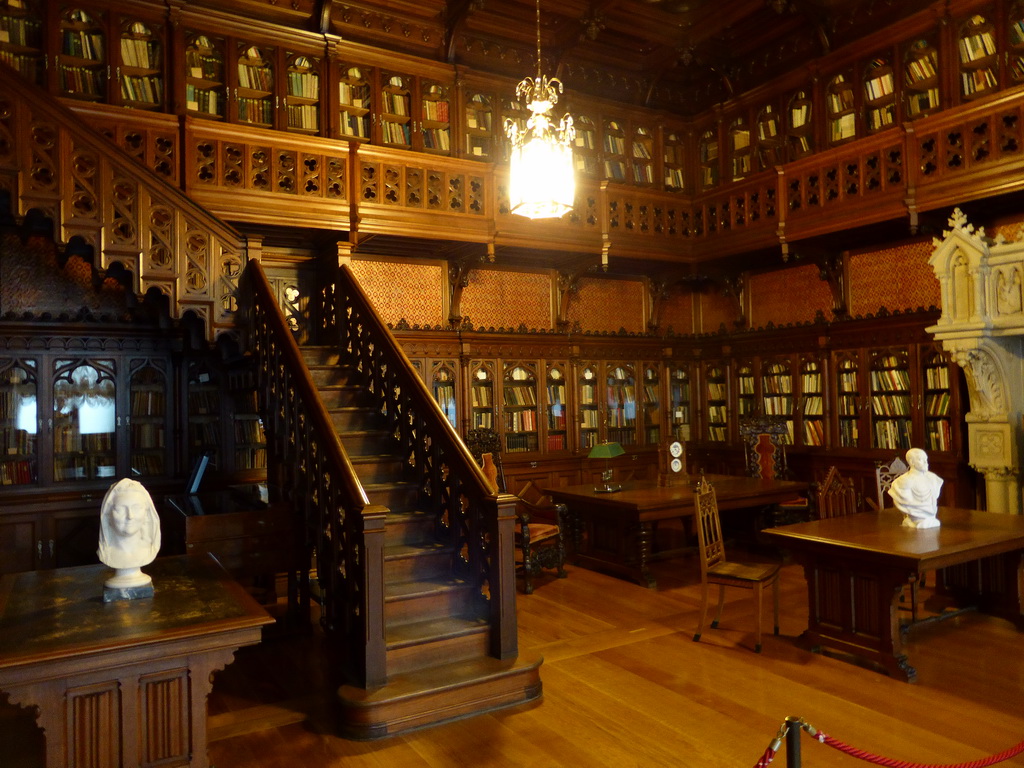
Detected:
left=637, top=522, right=656, bottom=590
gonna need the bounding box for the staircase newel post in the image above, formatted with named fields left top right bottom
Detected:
left=491, top=493, right=519, bottom=659
left=360, top=504, right=389, bottom=688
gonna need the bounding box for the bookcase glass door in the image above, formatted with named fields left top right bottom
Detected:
left=381, top=72, right=412, bottom=149
left=736, top=363, right=755, bottom=419
left=502, top=363, right=538, bottom=453
left=729, top=116, right=751, bottom=181
left=862, top=56, right=895, bottom=134
left=602, top=119, right=627, bottom=183
left=578, top=364, right=600, bottom=451
left=187, top=361, right=221, bottom=472
left=0, top=0, right=45, bottom=86
left=663, top=131, right=685, bottom=191
left=756, top=104, right=784, bottom=170
left=836, top=353, right=860, bottom=448
left=337, top=64, right=371, bottom=141
left=1010, top=3, right=1024, bottom=85
left=800, top=358, right=824, bottom=447
left=469, top=361, right=495, bottom=431
left=699, top=129, right=718, bottom=189
left=431, top=361, right=457, bottom=429
left=668, top=365, right=690, bottom=441
left=52, top=359, right=116, bottom=483
left=58, top=7, right=107, bottom=103
left=236, top=43, right=274, bottom=128
left=573, top=114, right=599, bottom=179
left=185, top=33, right=224, bottom=119
left=0, top=358, right=37, bottom=486
left=922, top=348, right=953, bottom=452
left=869, top=349, right=912, bottom=451
left=285, top=53, right=320, bottom=134
left=826, top=71, right=857, bottom=145
left=904, top=38, right=940, bottom=119
left=118, top=19, right=163, bottom=111
left=787, top=88, right=813, bottom=159
left=606, top=364, right=636, bottom=446
left=631, top=126, right=653, bottom=185
left=128, top=358, right=168, bottom=478
left=958, top=13, right=998, bottom=101
left=641, top=364, right=660, bottom=445
left=762, top=359, right=793, bottom=444
left=464, top=90, right=494, bottom=159
left=545, top=363, right=567, bottom=452
left=421, top=81, right=451, bottom=154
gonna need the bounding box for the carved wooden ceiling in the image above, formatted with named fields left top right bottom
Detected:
left=319, top=0, right=936, bottom=116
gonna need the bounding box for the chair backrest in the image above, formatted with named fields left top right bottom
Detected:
left=875, top=456, right=909, bottom=510
left=739, top=415, right=790, bottom=480
left=464, top=427, right=507, bottom=492
left=815, top=465, right=858, bottom=519
left=694, top=475, right=726, bottom=574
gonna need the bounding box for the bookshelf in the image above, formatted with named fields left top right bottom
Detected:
left=668, top=365, right=690, bottom=441
left=958, top=13, right=998, bottom=101
left=641, top=365, right=660, bottom=445
left=128, top=359, right=169, bottom=478
left=903, top=38, right=940, bottom=120
left=545, top=364, right=568, bottom=453
left=284, top=54, right=320, bottom=134
left=704, top=364, right=728, bottom=442
left=469, top=361, right=495, bottom=431
left=337, top=64, right=371, bottom=141
left=58, top=7, right=106, bottom=103
left=0, top=0, right=44, bottom=86
left=578, top=364, right=599, bottom=451
left=921, top=349, right=953, bottom=452
left=800, top=358, right=824, bottom=448
left=699, top=128, right=718, bottom=189
left=835, top=354, right=860, bottom=448
left=420, top=80, right=451, bottom=154
left=663, top=130, right=685, bottom=192
left=1010, top=4, right=1024, bottom=85
left=787, top=89, right=813, bottom=159
left=118, top=19, right=162, bottom=110
left=602, top=118, right=627, bottom=183
left=862, top=56, right=895, bottom=134
left=184, top=33, right=224, bottom=119
left=431, top=361, right=457, bottom=429
left=826, top=72, right=857, bottom=145
left=501, top=94, right=527, bottom=164
left=236, top=43, right=274, bottom=128
left=631, top=126, right=654, bottom=186
left=230, top=390, right=266, bottom=474
left=756, top=104, right=784, bottom=170
left=606, top=364, right=636, bottom=446
left=502, top=363, right=538, bottom=453
left=572, top=113, right=599, bottom=178
left=869, top=350, right=912, bottom=451
left=52, top=359, right=117, bottom=483
left=0, top=358, right=36, bottom=487
left=187, top=360, right=222, bottom=472
left=463, top=90, right=494, bottom=159
left=381, top=72, right=411, bottom=149
left=736, top=363, right=755, bottom=419
left=729, top=117, right=751, bottom=181
left=761, top=360, right=793, bottom=444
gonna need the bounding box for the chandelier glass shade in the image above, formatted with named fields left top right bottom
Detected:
left=504, top=1, right=576, bottom=219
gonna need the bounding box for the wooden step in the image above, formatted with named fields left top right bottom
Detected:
left=364, top=481, right=419, bottom=511
left=300, top=346, right=342, bottom=367
left=351, top=455, right=405, bottom=486
left=384, top=542, right=453, bottom=582
left=327, top=405, right=382, bottom=432
left=339, top=430, right=395, bottom=456
left=336, top=653, right=543, bottom=740
left=317, top=385, right=370, bottom=409
left=384, top=616, right=490, bottom=676
left=384, top=578, right=478, bottom=626
left=383, top=511, right=435, bottom=547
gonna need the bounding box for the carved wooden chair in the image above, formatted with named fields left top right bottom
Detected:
left=871, top=455, right=909, bottom=511
left=692, top=475, right=781, bottom=653
left=814, top=465, right=858, bottom=520
left=464, top=428, right=567, bottom=594
left=738, top=415, right=810, bottom=525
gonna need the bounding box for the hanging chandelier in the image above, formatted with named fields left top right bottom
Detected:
left=504, top=0, right=576, bottom=219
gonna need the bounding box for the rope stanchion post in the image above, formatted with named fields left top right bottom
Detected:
left=785, top=716, right=802, bottom=768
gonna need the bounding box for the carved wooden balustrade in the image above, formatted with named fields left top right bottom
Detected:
left=0, top=68, right=247, bottom=342
left=324, top=261, right=520, bottom=662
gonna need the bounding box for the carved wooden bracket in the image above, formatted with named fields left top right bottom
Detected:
left=556, top=270, right=583, bottom=331
left=721, top=273, right=747, bottom=329
left=447, top=255, right=478, bottom=327
left=647, top=278, right=671, bottom=332
left=816, top=251, right=849, bottom=319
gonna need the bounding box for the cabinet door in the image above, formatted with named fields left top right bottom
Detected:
left=957, top=11, right=999, bottom=102
left=51, top=358, right=118, bottom=483
left=0, top=0, right=46, bottom=86
left=380, top=71, right=412, bottom=149
left=468, top=360, right=495, bottom=431
left=578, top=362, right=601, bottom=451
left=284, top=52, right=321, bottom=135
left=337, top=63, right=372, bottom=142
left=920, top=346, right=957, bottom=453
left=868, top=348, right=912, bottom=451
left=862, top=54, right=896, bottom=134
left=116, top=16, right=165, bottom=111
left=703, top=363, right=728, bottom=442
left=667, top=364, right=691, bottom=441
left=56, top=5, right=109, bottom=103
left=0, top=357, right=38, bottom=487
left=184, top=31, right=226, bottom=119
left=235, top=42, right=275, bottom=128
left=186, top=360, right=222, bottom=473
left=430, top=360, right=458, bottom=429
left=761, top=358, right=794, bottom=444
left=0, top=511, right=43, bottom=573
left=602, top=118, right=627, bottom=183
left=903, top=37, right=940, bottom=120
left=544, top=362, right=569, bottom=453
left=128, top=357, right=171, bottom=479
left=735, top=361, right=756, bottom=420
left=798, top=357, right=825, bottom=447
left=50, top=506, right=100, bottom=568
left=501, top=362, right=538, bottom=454
left=640, top=363, right=661, bottom=445
left=606, top=363, right=637, bottom=447
left=420, top=79, right=451, bottom=155
left=834, top=351, right=863, bottom=449
left=462, top=88, right=495, bottom=159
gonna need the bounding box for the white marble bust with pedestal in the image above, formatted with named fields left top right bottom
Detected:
left=97, top=478, right=161, bottom=601
left=888, top=448, right=944, bottom=529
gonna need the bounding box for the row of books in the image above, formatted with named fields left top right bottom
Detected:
left=803, top=396, right=824, bottom=415
left=422, top=128, right=451, bottom=151
left=382, top=91, right=410, bottom=116
left=925, top=420, right=952, bottom=452
left=864, top=72, right=894, bottom=102
left=339, top=82, right=370, bottom=108
left=0, top=458, right=33, bottom=485
left=186, top=86, right=221, bottom=115
left=906, top=89, right=940, bottom=116
left=762, top=377, right=792, bottom=394
left=905, top=54, right=937, bottom=85
left=422, top=99, right=449, bottom=122
left=958, top=31, right=997, bottom=64
left=961, top=67, right=998, bottom=96
left=873, top=419, right=912, bottom=450
left=238, top=96, right=273, bottom=125
left=504, top=409, right=537, bottom=433
left=803, top=418, right=825, bottom=447
left=234, top=418, right=265, bottom=444
left=0, top=50, right=41, bottom=80
left=62, top=29, right=104, bottom=61
left=286, top=104, right=320, bottom=131
left=120, top=37, right=158, bottom=69
left=925, top=392, right=951, bottom=416
left=235, top=447, right=267, bottom=468
left=238, top=62, right=273, bottom=91
left=866, top=105, right=895, bottom=131
left=130, top=422, right=165, bottom=448
left=287, top=70, right=320, bottom=99
left=341, top=111, right=370, bottom=137
left=872, top=393, right=912, bottom=416
left=59, top=65, right=104, bottom=96
left=382, top=120, right=411, bottom=145
left=472, top=412, right=494, bottom=429
left=120, top=74, right=162, bottom=104
left=186, top=52, right=222, bottom=81
left=763, top=396, right=793, bottom=415
left=0, top=17, right=40, bottom=46
left=54, top=428, right=114, bottom=452
left=129, top=452, right=165, bottom=477
left=870, top=367, right=912, bottom=391
left=504, top=432, right=538, bottom=453
left=131, top=389, right=166, bottom=415
left=0, top=426, right=34, bottom=453
left=503, top=385, right=537, bottom=406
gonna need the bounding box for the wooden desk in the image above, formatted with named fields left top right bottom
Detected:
left=0, top=554, right=273, bottom=768
left=762, top=508, right=1024, bottom=682
left=545, top=475, right=808, bottom=588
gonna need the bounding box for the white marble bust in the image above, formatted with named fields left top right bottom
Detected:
left=98, top=478, right=161, bottom=596
left=888, top=448, right=944, bottom=529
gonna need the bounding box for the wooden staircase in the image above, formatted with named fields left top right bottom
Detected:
left=300, top=345, right=542, bottom=740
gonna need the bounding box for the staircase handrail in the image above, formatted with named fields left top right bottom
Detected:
left=329, top=262, right=520, bottom=662
left=246, top=258, right=389, bottom=688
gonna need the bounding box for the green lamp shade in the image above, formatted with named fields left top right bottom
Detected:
left=588, top=441, right=625, bottom=460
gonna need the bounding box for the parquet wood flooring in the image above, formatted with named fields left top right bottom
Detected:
left=5, top=552, right=1024, bottom=767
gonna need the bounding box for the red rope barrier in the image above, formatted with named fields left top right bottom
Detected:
left=752, top=719, right=1024, bottom=768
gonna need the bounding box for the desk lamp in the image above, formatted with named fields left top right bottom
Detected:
left=589, top=441, right=625, bottom=493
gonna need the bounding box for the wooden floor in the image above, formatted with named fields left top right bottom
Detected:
left=5, top=549, right=1024, bottom=767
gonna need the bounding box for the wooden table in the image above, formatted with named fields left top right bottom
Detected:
left=0, top=554, right=273, bottom=768
left=545, top=475, right=808, bottom=588
left=762, top=508, right=1024, bottom=682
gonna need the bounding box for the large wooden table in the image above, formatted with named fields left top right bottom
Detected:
left=0, top=554, right=273, bottom=768
left=762, top=508, right=1024, bottom=682
left=545, top=475, right=808, bottom=588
